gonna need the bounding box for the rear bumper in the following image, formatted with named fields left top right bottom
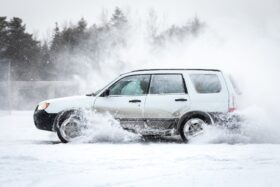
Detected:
left=33, top=107, right=57, bottom=131
left=210, top=112, right=243, bottom=128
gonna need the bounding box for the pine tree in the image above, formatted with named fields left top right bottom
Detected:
left=190, top=16, right=205, bottom=36
left=0, top=17, right=8, bottom=58
left=4, top=17, right=41, bottom=80
left=40, top=41, right=50, bottom=64
left=77, top=18, right=87, bottom=33
left=5, top=17, right=39, bottom=62
left=50, top=22, right=62, bottom=52
left=110, top=7, right=127, bottom=28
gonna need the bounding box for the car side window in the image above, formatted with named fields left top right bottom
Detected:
left=109, top=75, right=150, bottom=96
left=190, top=74, right=221, bottom=93
left=149, top=74, right=186, bottom=94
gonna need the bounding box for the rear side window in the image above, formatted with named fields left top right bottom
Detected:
left=190, top=74, right=221, bottom=93
left=150, top=74, right=186, bottom=94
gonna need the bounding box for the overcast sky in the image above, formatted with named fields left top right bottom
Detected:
left=1, top=0, right=280, bottom=40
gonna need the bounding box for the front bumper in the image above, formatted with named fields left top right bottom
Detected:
left=33, top=107, right=57, bottom=131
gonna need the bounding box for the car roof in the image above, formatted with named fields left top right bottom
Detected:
left=120, top=69, right=222, bottom=77
left=130, top=68, right=221, bottom=73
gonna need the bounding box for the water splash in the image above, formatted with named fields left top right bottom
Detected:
left=189, top=107, right=280, bottom=144
left=71, top=110, right=141, bottom=143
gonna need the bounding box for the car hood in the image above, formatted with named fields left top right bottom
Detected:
left=39, top=95, right=96, bottom=113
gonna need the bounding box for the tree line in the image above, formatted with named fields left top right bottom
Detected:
left=0, top=8, right=205, bottom=81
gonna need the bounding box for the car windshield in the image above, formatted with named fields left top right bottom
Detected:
left=86, top=76, right=121, bottom=96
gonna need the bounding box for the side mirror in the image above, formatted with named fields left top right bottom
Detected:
left=103, top=89, right=110, bottom=97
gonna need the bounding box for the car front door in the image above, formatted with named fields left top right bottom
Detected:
left=93, top=74, right=151, bottom=127
left=144, top=74, right=190, bottom=129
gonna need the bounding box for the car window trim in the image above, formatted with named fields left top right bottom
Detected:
left=148, top=73, right=188, bottom=95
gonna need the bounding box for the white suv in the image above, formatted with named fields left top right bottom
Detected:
left=34, top=69, right=240, bottom=143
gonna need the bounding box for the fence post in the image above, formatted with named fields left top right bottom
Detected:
left=7, top=60, right=11, bottom=114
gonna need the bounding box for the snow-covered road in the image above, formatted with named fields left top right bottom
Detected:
left=1, top=111, right=280, bottom=187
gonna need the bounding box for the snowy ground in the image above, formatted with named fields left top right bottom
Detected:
left=1, top=111, right=280, bottom=187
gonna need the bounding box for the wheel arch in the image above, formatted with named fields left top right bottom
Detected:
left=52, top=108, right=83, bottom=131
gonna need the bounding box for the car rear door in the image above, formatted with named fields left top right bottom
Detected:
left=144, top=74, right=191, bottom=129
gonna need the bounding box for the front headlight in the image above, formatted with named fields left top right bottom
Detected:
left=37, top=102, right=50, bottom=110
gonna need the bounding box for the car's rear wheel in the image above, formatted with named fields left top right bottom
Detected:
left=179, top=117, right=208, bottom=142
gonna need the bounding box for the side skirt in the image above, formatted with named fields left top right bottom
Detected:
left=117, top=118, right=179, bottom=136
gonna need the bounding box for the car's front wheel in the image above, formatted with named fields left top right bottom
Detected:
left=55, top=110, right=85, bottom=143
left=179, top=117, right=208, bottom=142
left=57, top=117, right=82, bottom=143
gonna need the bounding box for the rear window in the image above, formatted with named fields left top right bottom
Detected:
left=190, top=74, right=221, bottom=93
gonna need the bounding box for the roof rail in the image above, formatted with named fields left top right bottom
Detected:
left=130, top=68, right=221, bottom=73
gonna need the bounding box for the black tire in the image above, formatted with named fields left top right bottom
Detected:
left=179, top=115, right=210, bottom=143
left=55, top=110, right=84, bottom=143
left=57, top=124, right=70, bottom=143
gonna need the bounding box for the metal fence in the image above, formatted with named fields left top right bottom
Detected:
left=0, top=59, right=82, bottom=110
left=8, top=81, right=81, bottom=110
left=0, top=59, right=11, bottom=111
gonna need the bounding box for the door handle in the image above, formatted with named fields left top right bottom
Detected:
left=129, top=99, right=141, bottom=103
left=175, top=98, right=188, bottom=102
